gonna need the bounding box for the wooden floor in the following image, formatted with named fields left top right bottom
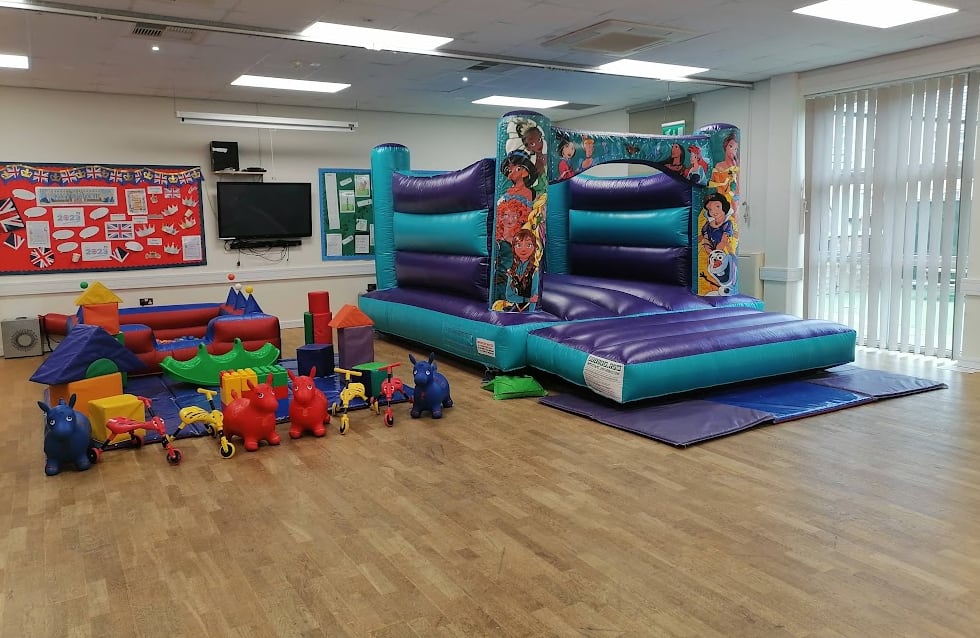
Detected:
left=2, top=329, right=978, bottom=637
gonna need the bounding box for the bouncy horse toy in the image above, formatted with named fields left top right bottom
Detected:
left=287, top=367, right=330, bottom=439
left=409, top=353, right=453, bottom=419
left=39, top=395, right=94, bottom=476
left=370, top=362, right=408, bottom=427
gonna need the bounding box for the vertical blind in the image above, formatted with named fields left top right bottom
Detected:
left=806, top=72, right=978, bottom=358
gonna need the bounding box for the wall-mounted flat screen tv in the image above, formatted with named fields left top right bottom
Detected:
left=216, top=181, right=313, bottom=240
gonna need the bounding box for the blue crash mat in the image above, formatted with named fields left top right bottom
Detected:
left=705, top=379, right=875, bottom=423
left=539, top=365, right=945, bottom=447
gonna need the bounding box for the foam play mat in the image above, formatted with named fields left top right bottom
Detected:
left=539, top=365, right=947, bottom=447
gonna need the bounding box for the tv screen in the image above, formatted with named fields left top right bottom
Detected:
left=216, top=182, right=313, bottom=240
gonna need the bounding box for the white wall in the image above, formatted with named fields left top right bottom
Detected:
left=692, top=36, right=980, bottom=358
left=0, top=86, right=498, bottom=351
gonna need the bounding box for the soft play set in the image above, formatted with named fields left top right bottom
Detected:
left=360, top=110, right=857, bottom=403
left=31, top=282, right=431, bottom=474
left=42, top=282, right=281, bottom=375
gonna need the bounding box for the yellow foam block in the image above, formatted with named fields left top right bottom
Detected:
left=89, top=394, right=146, bottom=443
left=48, top=372, right=124, bottom=421
left=219, top=368, right=257, bottom=405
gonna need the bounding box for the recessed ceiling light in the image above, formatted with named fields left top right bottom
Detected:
left=594, top=60, right=708, bottom=80
left=793, top=0, right=957, bottom=28
left=0, top=53, right=29, bottom=70
left=472, top=96, right=568, bottom=109
left=231, top=74, right=350, bottom=93
left=461, top=76, right=468, bottom=82
left=300, top=22, right=452, bottom=53
left=151, top=45, right=160, bottom=52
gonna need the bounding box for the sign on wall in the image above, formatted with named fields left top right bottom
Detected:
left=0, top=162, right=206, bottom=274
left=319, top=168, right=374, bottom=260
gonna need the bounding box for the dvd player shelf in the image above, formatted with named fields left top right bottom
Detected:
left=228, top=238, right=301, bottom=249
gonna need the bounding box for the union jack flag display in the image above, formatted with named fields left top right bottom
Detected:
left=0, top=198, right=24, bottom=232
left=30, top=247, right=54, bottom=268
left=0, top=162, right=205, bottom=274
left=105, top=221, right=134, bottom=240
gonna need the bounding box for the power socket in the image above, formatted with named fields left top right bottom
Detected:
left=139, top=298, right=154, bottom=306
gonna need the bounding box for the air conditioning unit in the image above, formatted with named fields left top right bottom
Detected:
left=2, top=316, right=43, bottom=358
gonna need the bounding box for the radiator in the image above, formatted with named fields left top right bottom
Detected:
left=737, top=252, right=765, bottom=299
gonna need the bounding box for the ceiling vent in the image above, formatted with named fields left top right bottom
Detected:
left=130, top=23, right=198, bottom=42
left=544, top=20, right=695, bottom=56
left=465, top=61, right=522, bottom=74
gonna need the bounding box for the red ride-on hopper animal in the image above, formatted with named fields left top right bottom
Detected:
left=287, top=367, right=330, bottom=439
left=370, top=362, right=406, bottom=427
left=222, top=374, right=281, bottom=452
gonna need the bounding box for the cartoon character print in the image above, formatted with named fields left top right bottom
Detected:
left=702, top=250, right=737, bottom=296
left=697, top=192, right=738, bottom=296
left=557, top=136, right=577, bottom=180
left=505, top=119, right=548, bottom=194
left=504, top=228, right=540, bottom=308
left=708, top=132, right=740, bottom=212
left=663, top=143, right=685, bottom=173
left=685, top=145, right=708, bottom=183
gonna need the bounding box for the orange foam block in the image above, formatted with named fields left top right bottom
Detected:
left=48, top=372, right=124, bottom=420
left=81, top=302, right=120, bottom=335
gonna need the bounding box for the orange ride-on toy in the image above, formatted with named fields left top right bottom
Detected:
left=331, top=368, right=367, bottom=435
left=93, top=396, right=175, bottom=465
left=172, top=388, right=236, bottom=460
left=370, top=362, right=407, bottom=427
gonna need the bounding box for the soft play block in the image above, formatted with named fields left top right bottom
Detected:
left=304, top=312, right=315, bottom=345
left=312, top=312, right=333, bottom=344
left=338, top=326, right=374, bottom=369
left=48, top=372, right=124, bottom=419
left=220, top=368, right=258, bottom=405
left=297, top=344, right=333, bottom=377
left=252, top=364, right=289, bottom=398
left=88, top=394, right=146, bottom=443
left=81, top=303, right=120, bottom=335
left=353, top=362, right=390, bottom=398
left=308, top=291, right=331, bottom=314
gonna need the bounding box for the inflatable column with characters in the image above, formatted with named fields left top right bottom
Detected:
left=488, top=111, right=741, bottom=311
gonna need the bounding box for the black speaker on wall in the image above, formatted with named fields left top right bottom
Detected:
left=210, top=141, right=240, bottom=172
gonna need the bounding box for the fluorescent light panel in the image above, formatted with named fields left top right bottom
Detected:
left=176, top=111, right=357, bottom=132
left=472, top=96, right=568, bottom=109
left=594, top=60, right=708, bottom=80
left=231, top=74, right=349, bottom=93
left=300, top=21, right=452, bottom=53
left=0, top=53, right=29, bottom=69
left=793, top=0, right=957, bottom=28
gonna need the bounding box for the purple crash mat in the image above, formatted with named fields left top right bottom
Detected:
left=539, top=366, right=946, bottom=447
left=807, top=365, right=947, bottom=398
left=539, top=393, right=773, bottom=447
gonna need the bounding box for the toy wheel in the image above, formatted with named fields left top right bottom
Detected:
left=167, top=448, right=182, bottom=465
left=331, top=403, right=339, bottom=415
left=384, top=413, right=394, bottom=427
left=87, top=448, right=102, bottom=464
left=205, top=424, right=215, bottom=437
left=371, top=400, right=380, bottom=414
left=339, top=417, right=350, bottom=435
left=220, top=442, right=236, bottom=459
left=131, top=435, right=143, bottom=449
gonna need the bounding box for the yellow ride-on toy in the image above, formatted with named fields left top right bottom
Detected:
left=331, top=368, right=367, bottom=435
left=173, top=388, right=236, bottom=459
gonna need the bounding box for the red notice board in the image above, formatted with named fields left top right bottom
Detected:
left=0, top=163, right=207, bottom=274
